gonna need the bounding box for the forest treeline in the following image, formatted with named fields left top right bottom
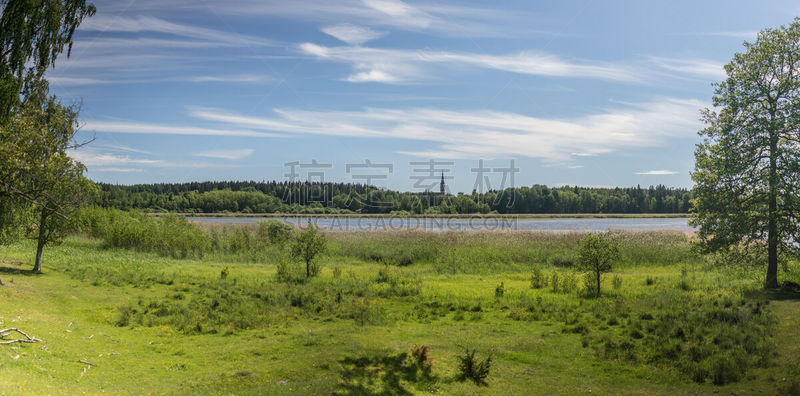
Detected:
left=94, top=181, right=693, bottom=214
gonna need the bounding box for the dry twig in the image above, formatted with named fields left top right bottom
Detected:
left=0, top=328, right=42, bottom=345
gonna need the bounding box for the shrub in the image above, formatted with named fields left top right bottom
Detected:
left=458, top=348, right=492, bottom=385
left=551, top=272, right=560, bottom=293
left=257, top=220, right=294, bottom=246
left=646, top=276, right=656, bottom=286
left=409, top=344, right=433, bottom=374
left=75, top=208, right=209, bottom=258
left=351, top=299, right=389, bottom=326
left=495, top=282, right=505, bottom=298
left=583, top=272, right=598, bottom=295
left=275, top=257, right=305, bottom=284
left=560, top=272, right=577, bottom=294
left=530, top=267, right=546, bottom=289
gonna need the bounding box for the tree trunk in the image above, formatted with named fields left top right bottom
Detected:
left=595, top=271, right=601, bottom=296
left=306, top=259, right=310, bottom=278
left=766, top=129, right=779, bottom=289
left=32, top=210, right=47, bottom=273
left=33, top=240, right=44, bottom=273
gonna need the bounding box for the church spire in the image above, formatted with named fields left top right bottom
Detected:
left=440, top=171, right=445, bottom=195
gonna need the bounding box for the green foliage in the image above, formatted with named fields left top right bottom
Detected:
left=550, top=272, right=560, bottom=293
left=0, top=0, right=96, bottom=122
left=290, top=222, right=327, bottom=277
left=530, top=266, right=546, bottom=289
left=578, top=233, right=620, bottom=296
left=560, top=272, right=577, bottom=294
left=75, top=207, right=208, bottom=258
left=1, top=97, right=95, bottom=271
left=691, top=18, right=800, bottom=288
left=92, top=181, right=694, bottom=214
left=583, top=272, right=598, bottom=295
left=457, top=349, right=492, bottom=385
left=494, top=282, right=505, bottom=298
left=257, top=219, right=294, bottom=245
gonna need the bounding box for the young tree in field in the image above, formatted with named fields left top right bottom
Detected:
left=692, top=19, right=800, bottom=288
left=290, top=222, right=327, bottom=278
left=6, top=99, right=94, bottom=272
left=578, top=233, right=620, bottom=296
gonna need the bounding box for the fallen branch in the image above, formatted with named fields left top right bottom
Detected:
left=0, top=328, right=43, bottom=345
left=77, top=359, right=95, bottom=366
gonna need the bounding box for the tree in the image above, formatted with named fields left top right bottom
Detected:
left=0, top=0, right=95, bottom=246
left=691, top=19, right=800, bottom=289
left=577, top=233, right=620, bottom=296
left=5, top=99, right=93, bottom=272
left=290, top=221, right=327, bottom=277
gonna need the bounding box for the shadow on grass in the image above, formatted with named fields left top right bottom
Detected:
left=334, top=352, right=436, bottom=395
left=745, top=287, right=800, bottom=301
left=0, top=265, right=38, bottom=276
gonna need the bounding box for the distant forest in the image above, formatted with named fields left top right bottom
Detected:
left=94, top=181, right=693, bottom=214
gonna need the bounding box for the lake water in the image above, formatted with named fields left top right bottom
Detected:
left=188, top=216, right=695, bottom=233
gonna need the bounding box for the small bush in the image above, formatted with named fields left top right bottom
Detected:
left=551, top=272, right=560, bottom=293
left=457, top=348, right=492, bottom=385
left=495, top=282, right=505, bottom=298
left=275, top=258, right=305, bottom=284
left=530, top=267, right=546, bottom=289
left=560, top=272, right=577, bottom=294
left=583, top=272, right=598, bottom=296
left=257, top=220, right=295, bottom=246
left=409, top=344, right=433, bottom=374
left=646, top=276, right=656, bottom=286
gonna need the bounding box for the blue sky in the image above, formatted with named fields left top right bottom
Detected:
left=51, top=0, right=799, bottom=192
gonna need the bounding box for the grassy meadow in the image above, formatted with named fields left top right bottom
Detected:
left=0, top=212, right=799, bottom=394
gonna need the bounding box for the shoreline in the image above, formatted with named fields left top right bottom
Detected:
left=153, top=212, right=690, bottom=219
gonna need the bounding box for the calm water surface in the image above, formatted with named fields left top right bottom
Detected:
left=189, top=216, right=695, bottom=232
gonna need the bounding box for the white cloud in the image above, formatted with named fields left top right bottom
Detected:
left=94, top=167, right=144, bottom=173
left=187, top=75, right=273, bottom=83
left=48, top=76, right=111, bottom=85
left=93, top=144, right=152, bottom=155
left=346, top=69, right=402, bottom=83
left=187, top=0, right=520, bottom=37
left=69, top=151, right=165, bottom=167
left=82, top=120, right=286, bottom=138
left=187, top=97, right=705, bottom=163
left=649, top=57, right=726, bottom=80
left=704, top=31, right=758, bottom=39
left=299, top=43, right=642, bottom=84
left=80, top=15, right=274, bottom=47
left=361, top=0, right=436, bottom=28
left=635, top=170, right=679, bottom=175
left=192, top=149, right=255, bottom=160
left=321, top=24, right=385, bottom=45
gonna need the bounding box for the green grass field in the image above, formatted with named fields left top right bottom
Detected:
left=0, top=230, right=799, bottom=395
